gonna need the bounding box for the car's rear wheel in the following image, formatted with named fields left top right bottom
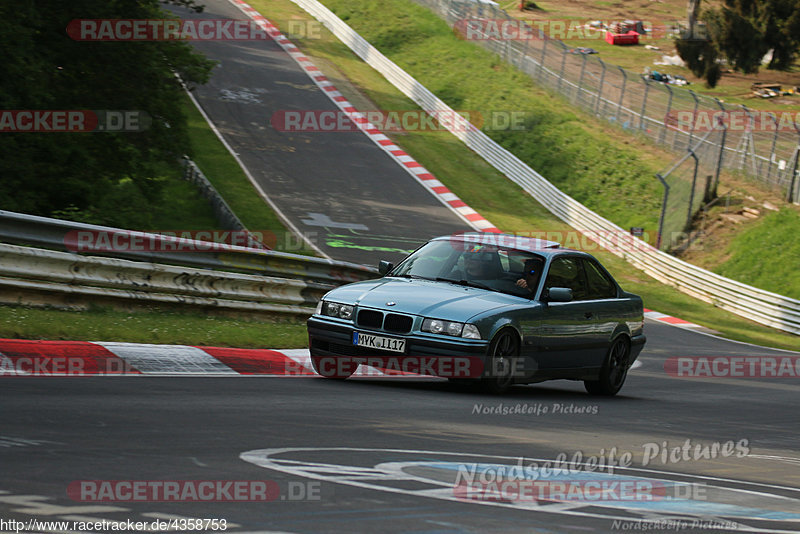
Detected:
left=482, top=329, right=520, bottom=394
left=584, top=336, right=630, bottom=396
left=311, top=355, right=356, bottom=379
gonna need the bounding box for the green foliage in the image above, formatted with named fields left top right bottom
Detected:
left=0, top=305, right=310, bottom=348
left=0, top=0, right=214, bottom=219
left=675, top=38, right=722, bottom=87
left=701, top=0, right=800, bottom=75
left=704, top=3, right=768, bottom=74
left=716, top=209, right=800, bottom=298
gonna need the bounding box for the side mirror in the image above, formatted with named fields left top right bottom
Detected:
left=545, top=287, right=573, bottom=302
left=378, top=260, right=394, bottom=275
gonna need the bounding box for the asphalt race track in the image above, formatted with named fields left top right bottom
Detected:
left=168, top=0, right=472, bottom=265
left=2, top=322, right=800, bottom=533
left=2, top=1, right=799, bottom=533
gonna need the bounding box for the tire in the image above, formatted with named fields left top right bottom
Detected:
left=585, top=336, right=630, bottom=396
left=482, top=329, right=520, bottom=394
left=311, top=355, right=356, bottom=379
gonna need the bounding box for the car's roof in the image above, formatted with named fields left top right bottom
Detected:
left=434, top=232, right=574, bottom=256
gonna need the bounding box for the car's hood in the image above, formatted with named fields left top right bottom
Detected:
left=323, top=278, right=527, bottom=321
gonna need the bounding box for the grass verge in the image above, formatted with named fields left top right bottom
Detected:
left=182, top=94, right=317, bottom=255
left=0, top=305, right=308, bottom=348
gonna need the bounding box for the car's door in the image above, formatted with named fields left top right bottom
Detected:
left=530, top=256, right=600, bottom=370
left=572, top=258, right=624, bottom=368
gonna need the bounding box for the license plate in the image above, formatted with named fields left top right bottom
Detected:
left=353, top=332, right=406, bottom=353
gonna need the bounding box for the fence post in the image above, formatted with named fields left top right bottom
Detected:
left=710, top=98, right=727, bottom=200
left=519, top=32, right=530, bottom=69
left=688, top=90, right=699, bottom=149
left=766, top=112, right=779, bottom=185
left=659, top=84, right=673, bottom=145
left=790, top=148, right=800, bottom=204
left=741, top=106, right=758, bottom=177
left=594, top=60, right=606, bottom=115
left=539, top=32, right=548, bottom=79
left=788, top=121, right=800, bottom=203
left=557, top=44, right=568, bottom=92
left=616, top=66, right=627, bottom=123
left=639, top=76, right=650, bottom=132
left=655, top=173, right=670, bottom=250
left=686, top=151, right=700, bottom=232
left=576, top=53, right=587, bottom=105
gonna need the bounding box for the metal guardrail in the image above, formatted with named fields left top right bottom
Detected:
left=0, top=243, right=322, bottom=317
left=181, top=156, right=269, bottom=250
left=0, top=210, right=378, bottom=287
left=286, top=0, right=800, bottom=335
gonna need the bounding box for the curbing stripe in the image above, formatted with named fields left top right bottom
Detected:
left=644, top=309, right=706, bottom=329
left=0, top=339, right=140, bottom=376
left=94, top=342, right=239, bottom=375
left=0, top=339, right=423, bottom=377
left=226, top=0, right=500, bottom=234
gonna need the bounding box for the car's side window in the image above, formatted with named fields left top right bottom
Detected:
left=543, top=257, right=587, bottom=300
left=583, top=259, right=618, bottom=299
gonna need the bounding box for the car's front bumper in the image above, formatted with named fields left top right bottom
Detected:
left=307, top=316, right=489, bottom=378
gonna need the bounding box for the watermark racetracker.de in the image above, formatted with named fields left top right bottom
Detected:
left=0, top=110, right=150, bottom=132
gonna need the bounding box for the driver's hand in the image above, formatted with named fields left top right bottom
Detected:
left=516, top=278, right=528, bottom=289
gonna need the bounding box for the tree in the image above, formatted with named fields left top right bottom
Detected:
left=676, top=0, right=723, bottom=87
left=678, top=0, right=800, bottom=86
left=766, top=0, right=800, bottom=69
left=0, top=0, right=214, bottom=223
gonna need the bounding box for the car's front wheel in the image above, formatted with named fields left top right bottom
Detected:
left=584, top=336, right=630, bottom=396
left=311, top=355, right=356, bottom=379
left=482, top=329, right=520, bottom=394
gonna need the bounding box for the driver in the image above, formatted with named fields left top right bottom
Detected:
left=463, top=252, right=495, bottom=280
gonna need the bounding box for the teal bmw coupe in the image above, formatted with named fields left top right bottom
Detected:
left=307, top=233, right=646, bottom=395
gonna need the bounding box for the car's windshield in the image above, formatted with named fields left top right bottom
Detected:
left=389, top=240, right=545, bottom=298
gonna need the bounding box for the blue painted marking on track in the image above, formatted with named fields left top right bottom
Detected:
left=420, top=461, right=800, bottom=521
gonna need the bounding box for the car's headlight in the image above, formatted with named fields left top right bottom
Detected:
left=321, top=301, right=354, bottom=320
left=422, top=319, right=481, bottom=339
